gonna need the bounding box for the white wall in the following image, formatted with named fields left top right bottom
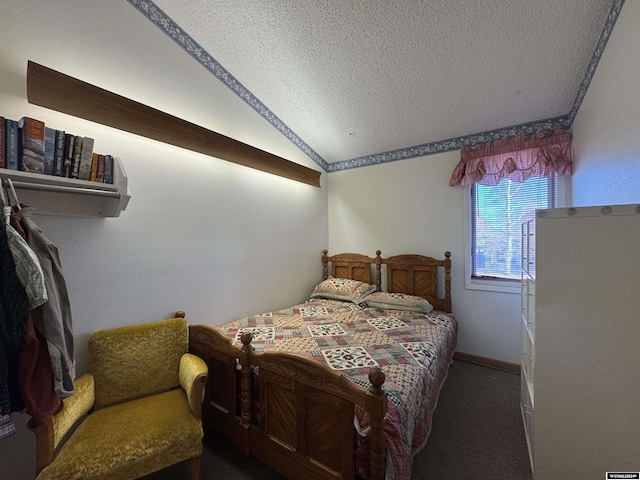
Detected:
left=328, top=153, right=522, bottom=364
left=0, top=0, right=327, bottom=374
left=3, top=0, right=638, bottom=390
left=571, top=0, right=640, bottom=206
left=329, top=1, right=640, bottom=365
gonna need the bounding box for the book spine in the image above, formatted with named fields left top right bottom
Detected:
left=89, top=152, right=98, bottom=181
left=71, top=135, right=83, bottom=178
left=77, top=136, right=94, bottom=180
left=103, top=154, right=113, bottom=184
left=0, top=117, right=7, bottom=168
left=54, top=129, right=65, bottom=176
left=63, top=133, right=75, bottom=177
left=0, top=116, right=5, bottom=169
left=19, top=117, right=46, bottom=173
left=43, top=127, right=55, bottom=175
left=96, top=154, right=105, bottom=183
left=5, top=119, right=19, bottom=170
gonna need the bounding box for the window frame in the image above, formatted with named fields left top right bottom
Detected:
left=463, top=174, right=571, bottom=294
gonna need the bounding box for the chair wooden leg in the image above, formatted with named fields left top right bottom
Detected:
left=190, top=454, right=202, bottom=480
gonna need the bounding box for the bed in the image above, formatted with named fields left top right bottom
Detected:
left=188, top=250, right=457, bottom=480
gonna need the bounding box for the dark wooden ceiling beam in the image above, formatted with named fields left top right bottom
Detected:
left=26, top=61, right=321, bottom=187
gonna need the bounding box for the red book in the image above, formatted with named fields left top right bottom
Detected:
left=96, top=154, right=105, bottom=183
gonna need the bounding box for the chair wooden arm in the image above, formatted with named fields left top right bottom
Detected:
left=179, top=353, right=208, bottom=419
left=29, top=417, right=55, bottom=475
left=29, top=373, right=96, bottom=474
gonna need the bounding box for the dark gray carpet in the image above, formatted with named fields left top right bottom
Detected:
left=1, top=361, right=533, bottom=480
left=413, top=361, right=533, bottom=479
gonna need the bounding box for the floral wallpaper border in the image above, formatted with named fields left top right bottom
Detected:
left=128, top=0, right=624, bottom=173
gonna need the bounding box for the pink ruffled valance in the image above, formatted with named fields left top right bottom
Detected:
left=449, top=129, right=573, bottom=186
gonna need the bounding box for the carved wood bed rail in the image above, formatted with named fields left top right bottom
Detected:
left=189, top=325, right=388, bottom=480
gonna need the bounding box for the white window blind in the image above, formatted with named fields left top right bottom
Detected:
left=471, top=175, right=556, bottom=280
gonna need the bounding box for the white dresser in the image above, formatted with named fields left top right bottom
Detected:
left=520, top=204, right=640, bottom=480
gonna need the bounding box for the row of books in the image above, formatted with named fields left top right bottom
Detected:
left=0, top=116, right=114, bottom=184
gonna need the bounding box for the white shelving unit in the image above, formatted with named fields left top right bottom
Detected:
left=0, top=157, right=130, bottom=217
left=521, top=204, right=640, bottom=480
left=520, top=214, right=535, bottom=473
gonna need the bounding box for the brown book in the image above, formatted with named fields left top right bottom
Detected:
left=19, top=117, right=46, bottom=173
left=89, top=152, right=98, bottom=181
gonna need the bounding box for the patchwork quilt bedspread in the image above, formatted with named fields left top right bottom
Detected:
left=217, top=298, right=458, bottom=480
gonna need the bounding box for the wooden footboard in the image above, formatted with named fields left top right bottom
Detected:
left=189, top=324, right=252, bottom=454
left=189, top=324, right=388, bottom=480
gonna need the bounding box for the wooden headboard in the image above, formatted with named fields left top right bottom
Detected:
left=322, top=249, right=452, bottom=313
left=321, top=250, right=381, bottom=289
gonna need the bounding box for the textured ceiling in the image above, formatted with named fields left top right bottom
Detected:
left=131, top=0, right=620, bottom=171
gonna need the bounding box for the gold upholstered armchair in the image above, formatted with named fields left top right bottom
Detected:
left=28, top=313, right=208, bottom=480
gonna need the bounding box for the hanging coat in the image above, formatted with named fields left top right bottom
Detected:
left=18, top=207, right=75, bottom=399
left=10, top=213, right=61, bottom=425
left=0, top=201, right=30, bottom=417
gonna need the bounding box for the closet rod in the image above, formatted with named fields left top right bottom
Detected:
left=2, top=180, right=120, bottom=198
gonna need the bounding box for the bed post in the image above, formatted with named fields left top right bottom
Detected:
left=375, top=250, right=382, bottom=291
left=366, top=366, right=388, bottom=480
left=444, top=251, right=452, bottom=313
left=322, top=249, right=329, bottom=280
left=239, top=333, right=254, bottom=429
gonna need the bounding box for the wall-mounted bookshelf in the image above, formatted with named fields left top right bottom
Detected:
left=0, top=157, right=130, bottom=217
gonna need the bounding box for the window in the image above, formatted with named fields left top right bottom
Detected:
left=449, top=129, right=573, bottom=292
left=471, top=175, right=556, bottom=282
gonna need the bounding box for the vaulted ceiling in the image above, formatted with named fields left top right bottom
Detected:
left=129, top=0, right=621, bottom=172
